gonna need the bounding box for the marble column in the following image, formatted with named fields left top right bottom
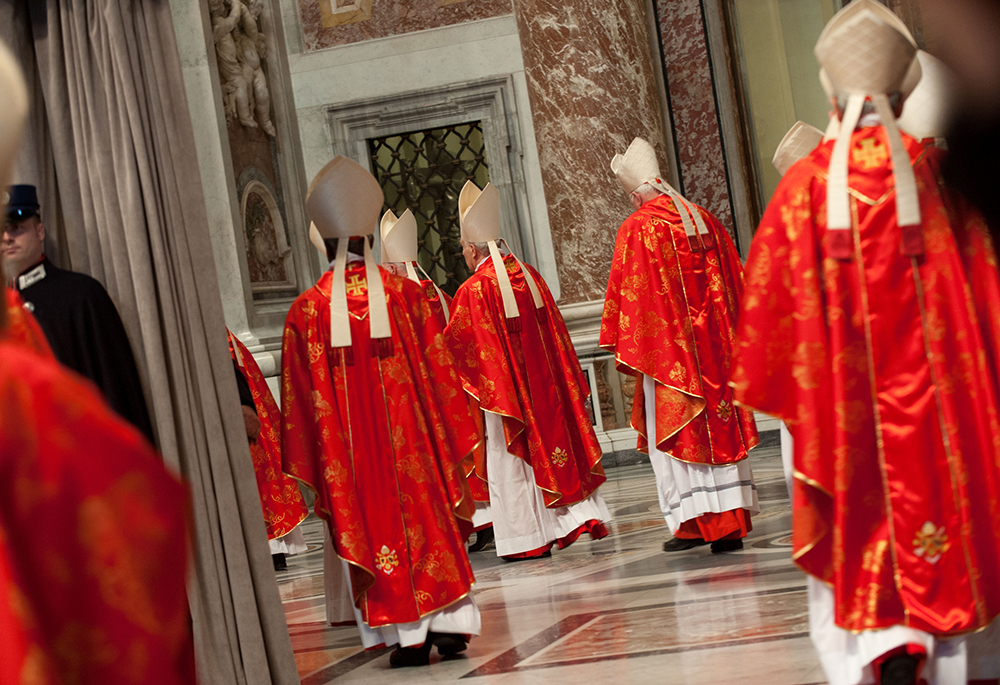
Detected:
left=510, top=0, right=669, bottom=304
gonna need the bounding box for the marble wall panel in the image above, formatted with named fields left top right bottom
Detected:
left=298, top=0, right=513, bottom=51
left=655, top=0, right=735, bottom=235
left=510, top=0, right=668, bottom=304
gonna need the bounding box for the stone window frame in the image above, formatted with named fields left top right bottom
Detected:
left=325, top=75, right=537, bottom=264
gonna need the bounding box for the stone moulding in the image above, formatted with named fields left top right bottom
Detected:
left=325, top=75, right=538, bottom=267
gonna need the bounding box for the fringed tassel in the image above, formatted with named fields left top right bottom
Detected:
left=372, top=337, right=394, bottom=359
left=827, top=229, right=853, bottom=260
left=534, top=307, right=548, bottom=324
left=506, top=316, right=521, bottom=333
left=701, top=230, right=716, bottom=250
left=687, top=235, right=702, bottom=253
left=331, top=346, right=355, bottom=367
left=900, top=224, right=925, bottom=257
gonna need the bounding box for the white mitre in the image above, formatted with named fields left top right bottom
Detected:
left=815, top=0, right=920, bottom=244
left=459, top=180, right=543, bottom=323
left=610, top=137, right=710, bottom=241
left=306, top=156, right=390, bottom=349
left=0, top=40, right=28, bottom=192
left=897, top=50, right=954, bottom=142
left=773, top=122, right=825, bottom=177
left=380, top=208, right=451, bottom=318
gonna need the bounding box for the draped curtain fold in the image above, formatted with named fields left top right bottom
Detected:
left=3, top=1, right=299, bottom=683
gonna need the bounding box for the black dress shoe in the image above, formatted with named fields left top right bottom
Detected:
left=879, top=654, right=921, bottom=685
left=272, top=553, right=287, bottom=571
left=663, top=537, right=708, bottom=552
left=430, top=632, right=468, bottom=656
left=468, top=526, right=495, bottom=553
left=710, top=538, right=744, bottom=553
left=389, top=641, right=433, bottom=668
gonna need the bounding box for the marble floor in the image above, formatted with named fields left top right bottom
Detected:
left=277, top=447, right=829, bottom=684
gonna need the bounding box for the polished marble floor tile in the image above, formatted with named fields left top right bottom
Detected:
left=277, top=448, right=829, bottom=683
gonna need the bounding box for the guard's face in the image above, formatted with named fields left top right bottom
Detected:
left=1, top=216, right=44, bottom=275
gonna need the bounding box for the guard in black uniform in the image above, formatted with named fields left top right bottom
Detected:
left=2, top=184, right=153, bottom=441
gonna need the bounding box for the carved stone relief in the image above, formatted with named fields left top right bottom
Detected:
left=240, top=178, right=293, bottom=289
left=208, top=0, right=276, bottom=136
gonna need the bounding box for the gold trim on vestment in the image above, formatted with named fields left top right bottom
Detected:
left=854, top=199, right=908, bottom=625
left=912, top=258, right=988, bottom=626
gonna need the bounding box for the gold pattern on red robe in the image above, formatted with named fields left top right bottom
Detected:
left=280, top=263, right=478, bottom=628
left=228, top=330, right=308, bottom=540
left=600, top=195, right=759, bottom=464
left=0, top=340, right=193, bottom=684
left=446, top=255, right=606, bottom=508
left=732, top=127, right=1000, bottom=636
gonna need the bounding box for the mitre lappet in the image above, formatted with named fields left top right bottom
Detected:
left=897, top=50, right=954, bottom=143
left=815, top=0, right=921, bottom=258
left=380, top=208, right=450, bottom=319
left=610, top=137, right=712, bottom=249
left=773, top=121, right=824, bottom=176
left=305, top=156, right=391, bottom=351
left=0, top=40, right=28, bottom=190
left=459, top=180, right=543, bottom=329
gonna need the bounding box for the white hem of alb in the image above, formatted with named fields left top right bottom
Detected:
left=268, top=526, right=307, bottom=555
left=342, top=560, right=481, bottom=649
left=472, top=501, right=493, bottom=530
left=484, top=411, right=610, bottom=557
left=643, top=375, right=758, bottom=534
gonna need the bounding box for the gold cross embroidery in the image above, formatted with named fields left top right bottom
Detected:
left=853, top=138, right=888, bottom=170
left=346, top=274, right=367, bottom=297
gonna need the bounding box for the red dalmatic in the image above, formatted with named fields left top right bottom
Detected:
left=228, top=330, right=308, bottom=540
left=599, top=194, right=758, bottom=464
left=732, top=127, right=1000, bottom=635
left=446, top=255, right=606, bottom=508
left=281, top=263, right=479, bottom=628
left=0, top=340, right=193, bottom=684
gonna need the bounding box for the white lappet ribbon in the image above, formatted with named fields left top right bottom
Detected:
left=329, top=237, right=392, bottom=351
left=826, top=93, right=921, bottom=258
left=487, top=239, right=544, bottom=330
left=401, top=260, right=451, bottom=321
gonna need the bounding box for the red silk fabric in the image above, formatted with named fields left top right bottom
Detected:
left=446, top=255, right=606, bottom=509
left=228, top=330, right=308, bottom=540
left=420, top=278, right=490, bottom=504
left=0, top=341, right=193, bottom=684
left=5, top=288, right=53, bottom=357
left=600, top=195, right=758, bottom=465
left=281, top=264, right=478, bottom=627
left=733, top=127, right=1000, bottom=635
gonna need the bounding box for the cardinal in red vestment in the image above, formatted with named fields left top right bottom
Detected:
left=601, top=138, right=759, bottom=554
left=380, top=208, right=493, bottom=549
left=281, top=156, right=482, bottom=667
left=445, top=181, right=609, bottom=561
left=732, top=3, right=1000, bottom=683
left=227, top=329, right=308, bottom=567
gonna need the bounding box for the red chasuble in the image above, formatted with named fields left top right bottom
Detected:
left=446, top=255, right=606, bottom=509
left=228, top=330, right=308, bottom=540
left=280, top=263, right=479, bottom=628
left=5, top=287, right=53, bottom=356
left=600, top=194, right=758, bottom=464
left=0, top=340, right=193, bottom=684
left=732, top=127, right=1000, bottom=636
left=418, top=278, right=490, bottom=505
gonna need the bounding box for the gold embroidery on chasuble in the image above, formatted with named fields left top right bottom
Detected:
left=913, top=522, right=950, bottom=564
left=551, top=446, right=569, bottom=467
left=375, top=546, right=399, bottom=575
left=717, top=400, right=733, bottom=423
left=853, top=138, right=889, bottom=170
left=345, top=274, right=367, bottom=297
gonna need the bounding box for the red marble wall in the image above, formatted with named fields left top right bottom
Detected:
left=299, top=0, right=512, bottom=51
left=511, top=0, right=669, bottom=304
left=654, top=0, right=735, bottom=235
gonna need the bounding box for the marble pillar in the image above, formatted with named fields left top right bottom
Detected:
left=655, top=0, right=734, bottom=237
left=510, top=0, right=669, bottom=304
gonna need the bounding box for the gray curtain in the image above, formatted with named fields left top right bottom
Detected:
left=3, top=1, right=299, bottom=683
